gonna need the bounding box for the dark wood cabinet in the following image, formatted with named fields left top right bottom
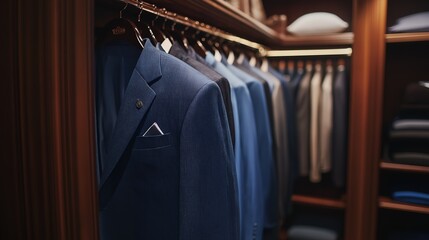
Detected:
left=376, top=1, right=429, bottom=238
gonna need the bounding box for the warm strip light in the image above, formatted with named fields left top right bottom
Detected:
left=267, top=48, right=352, bottom=57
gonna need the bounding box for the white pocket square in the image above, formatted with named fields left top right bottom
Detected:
left=143, top=122, right=164, bottom=136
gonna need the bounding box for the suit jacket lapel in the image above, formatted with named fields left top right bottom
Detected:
left=100, top=40, right=162, bottom=187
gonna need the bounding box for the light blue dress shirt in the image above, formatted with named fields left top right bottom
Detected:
left=206, top=52, right=263, bottom=240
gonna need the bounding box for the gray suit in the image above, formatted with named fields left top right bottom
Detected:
left=296, top=63, right=313, bottom=176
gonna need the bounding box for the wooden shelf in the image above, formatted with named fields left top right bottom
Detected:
left=292, top=194, right=346, bottom=209
left=379, top=196, right=429, bottom=214
left=380, top=161, right=429, bottom=174
left=275, top=32, right=354, bottom=48
left=386, top=32, right=429, bottom=43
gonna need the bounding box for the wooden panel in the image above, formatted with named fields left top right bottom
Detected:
left=386, top=32, right=429, bottom=43
left=345, top=0, right=387, bottom=239
left=292, top=194, right=346, bottom=209
left=0, top=0, right=25, bottom=239
left=379, top=197, right=429, bottom=215
left=380, top=161, right=429, bottom=174
left=0, top=0, right=99, bottom=239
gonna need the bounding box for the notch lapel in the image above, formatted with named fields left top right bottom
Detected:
left=99, top=40, right=162, bottom=187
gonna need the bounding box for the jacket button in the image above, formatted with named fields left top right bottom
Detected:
left=136, top=99, right=143, bottom=109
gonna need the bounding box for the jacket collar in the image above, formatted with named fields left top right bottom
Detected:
left=99, top=39, right=160, bottom=188
left=135, top=39, right=162, bottom=85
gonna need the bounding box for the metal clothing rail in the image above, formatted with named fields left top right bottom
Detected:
left=266, top=47, right=353, bottom=57
left=119, top=0, right=267, bottom=54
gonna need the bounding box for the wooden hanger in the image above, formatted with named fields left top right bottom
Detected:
left=148, top=12, right=173, bottom=53
left=201, top=32, right=217, bottom=55
left=337, top=58, right=346, bottom=71
left=97, top=3, right=144, bottom=48
left=212, top=37, right=223, bottom=63
left=188, top=28, right=207, bottom=57
left=297, top=60, right=304, bottom=71
left=226, top=42, right=237, bottom=65
left=287, top=60, right=295, bottom=75
left=166, top=21, right=189, bottom=50
left=278, top=59, right=287, bottom=73
left=305, top=60, right=313, bottom=72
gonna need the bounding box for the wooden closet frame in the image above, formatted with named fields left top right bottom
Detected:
left=2, top=0, right=98, bottom=239
left=345, top=0, right=386, bottom=239
left=2, top=0, right=387, bottom=239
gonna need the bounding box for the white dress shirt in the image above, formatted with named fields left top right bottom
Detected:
left=320, top=64, right=334, bottom=173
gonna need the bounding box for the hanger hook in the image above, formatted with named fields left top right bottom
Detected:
left=136, top=1, right=143, bottom=22
left=152, top=6, right=160, bottom=25
left=119, top=2, right=128, bottom=19
left=182, top=23, right=190, bottom=34
left=171, top=14, right=177, bottom=32
left=138, top=10, right=143, bottom=22
left=161, top=8, right=168, bottom=30
left=192, top=21, right=199, bottom=37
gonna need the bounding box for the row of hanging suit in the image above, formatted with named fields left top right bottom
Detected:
left=274, top=59, right=349, bottom=188
left=273, top=59, right=350, bottom=240
left=95, top=11, right=349, bottom=240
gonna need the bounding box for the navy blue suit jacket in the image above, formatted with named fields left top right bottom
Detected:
left=96, top=40, right=239, bottom=240
left=332, top=65, right=348, bottom=187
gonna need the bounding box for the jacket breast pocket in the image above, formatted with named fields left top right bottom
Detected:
left=131, top=133, right=176, bottom=170
left=129, top=133, right=179, bottom=235
left=133, top=133, right=172, bottom=150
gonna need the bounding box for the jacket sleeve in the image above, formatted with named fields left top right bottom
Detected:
left=179, top=82, right=239, bottom=240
